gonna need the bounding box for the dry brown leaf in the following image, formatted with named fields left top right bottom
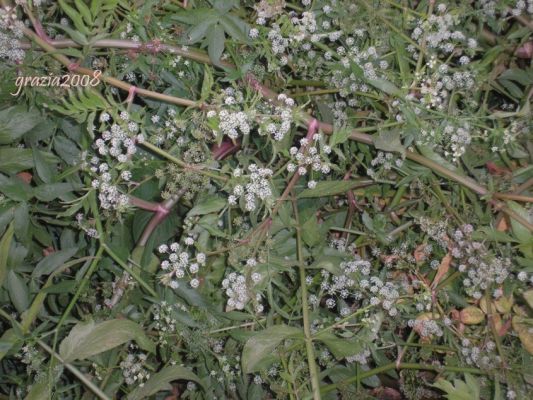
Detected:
left=431, top=252, right=452, bottom=289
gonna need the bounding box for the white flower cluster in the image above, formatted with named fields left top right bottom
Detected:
left=75, top=213, right=99, bottom=238
left=90, top=167, right=129, bottom=211
left=120, top=350, right=150, bottom=386
left=96, top=112, right=143, bottom=163
left=443, top=123, right=472, bottom=162
left=0, top=6, right=25, bottom=63
left=312, top=257, right=401, bottom=317
left=408, top=318, right=444, bottom=338
left=158, top=239, right=206, bottom=289
left=152, top=301, right=188, bottom=345
left=257, top=93, right=295, bottom=141
left=460, top=338, right=500, bottom=369
left=228, top=164, right=273, bottom=212
left=411, top=7, right=472, bottom=53
left=328, top=42, right=387, bottom=101
left=222, top=272, right=262, bottom=312
left=208, top=88, right=251, bottom=140
left=346, top=349, right=371, bottom=365
left=367, top=151, right=404, bottom=179
left=286, top=133, right=332, bottom=184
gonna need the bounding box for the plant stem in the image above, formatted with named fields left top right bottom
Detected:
left=292, top=197, right=321, bottom=400
left=141, top=142, right=228, bottom=182
left=38, top=340, right=112, bottom=400
left=101, top=244, right=157, bottom=298
left=0, top=309, right=111, bottom=400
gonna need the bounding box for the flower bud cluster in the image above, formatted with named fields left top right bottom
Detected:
left=228, top=164, right=273, bottom=212
left=158, top=239, right=206, bottom=290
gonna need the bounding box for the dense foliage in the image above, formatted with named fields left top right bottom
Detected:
left=1, top=0, right=533, bottom=399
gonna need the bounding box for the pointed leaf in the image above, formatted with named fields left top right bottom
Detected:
left=242, top=325, right=302, bottom=373
left=59, top=319, right=155, bottom=362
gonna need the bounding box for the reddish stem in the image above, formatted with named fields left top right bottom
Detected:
left=212, top=138, right=241, bottom=161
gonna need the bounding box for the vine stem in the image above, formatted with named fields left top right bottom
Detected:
left=292, top=196, right=321, bottom=400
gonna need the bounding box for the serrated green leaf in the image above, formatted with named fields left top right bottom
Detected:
left=242, top=325, right=302, bottom=373
left=329, top=127, right=351, bottom=148
left=0, top=106, right=43, bottom=145
left=34, top=182, right=81, bottom=201
left=187, top=196, right=226, bottom=217
left=207, top=23, right=225, bottom=66
left=33, top=150, right=54, bottom=183
left=59, top=319, right=155, bottom=362
left=373, top=130, right=405, bottom=156
left=74, top=0, right=93, bottom=26
left=0, top=174, right=33, bottom=201
left=58, top=0, right=90, bottom=35
left=127, top=365, right=205, bottom=400
left=0, top=148, right=33, bottom=174
left=49, top=23, right=89, bottom=46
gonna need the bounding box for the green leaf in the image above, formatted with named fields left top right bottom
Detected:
left=0, top=223, right=13, bottom=288
left=0, top=106, right=43, bottom=145
left=33, top=150, right=54, bottom=183
left=219, top=14, right=250, bottom=43
left=74, top=0, right=93, bottom=26
left=507, top=201, right=532, bottom=244
left=0, top=148, right=33, bottom=174
left=34, top=182, right=80, bottom=201
left=58, top=0, right=90, bottom=35
left=201, top=65, right=214, bottom=102
left=207, top=23, right=225, bottom=66
left=373, top=130, right=405, bottom=156
left=499, top=68, right=533, bottom=86
left=298, top=180, right=366, bottom=198
left=0, top=174, right=33, bottom=201
left=186, top=17, right=215, bottom=44
left=127, top=365, right=205, bottom=400
left=24, top=379, right=52, bottom=400
left=242, top=325, right=302, bottom=373
left=367, top=78, right=401, bottom=96
left=33, top=248, right=78, bottom=278
left=59, top=319, right=155, bottom=362
left=432, top=374, right=480, bottom=400
left=7, top=270, right=29, bottom=313
left=416, top=144, right=458, bottom=172
left=0, top=329, right=20, bottom=362
left=301, top=216, right=320, bottom=246
left=315, top=332, right=364, bottom=360
left=187, top=196, right=226, bottom=217
left=329, top=127, right=351, bottom=148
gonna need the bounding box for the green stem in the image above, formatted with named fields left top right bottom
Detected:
left=38, top=340, right=112, bottom=400
left=101, top=244, right=158, bottom=298
left=0, top=310, right=110, bottom=400
left=141, top=142, right=228, bottom=182
left=292, top=198, right=321, bottom=400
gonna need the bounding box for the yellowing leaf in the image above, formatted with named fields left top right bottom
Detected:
left=460, top=306, right=485, bottom=325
